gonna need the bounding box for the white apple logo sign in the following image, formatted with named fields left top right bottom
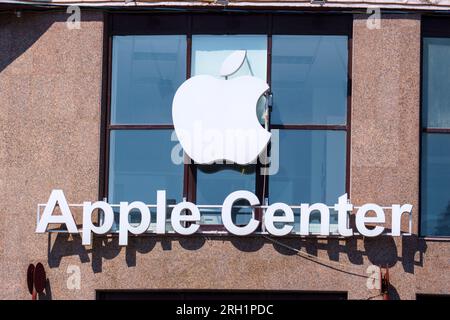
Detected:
left=172, top=50, right=271, bottom=165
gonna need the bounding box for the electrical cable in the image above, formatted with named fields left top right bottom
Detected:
left=263, top=235, right=372, bottom=279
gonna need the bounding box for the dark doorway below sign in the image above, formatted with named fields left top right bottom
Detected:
left=416, top=294, right=450, bottom=300
left=96, top=290, right=347, bottom=300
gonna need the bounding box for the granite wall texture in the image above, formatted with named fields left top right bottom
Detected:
left=0, top=10, right=448, bottom=300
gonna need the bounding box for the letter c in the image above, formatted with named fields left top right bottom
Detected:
left=221, top=190, right=260, bottom=235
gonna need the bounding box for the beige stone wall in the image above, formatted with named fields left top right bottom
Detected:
left=0, top=11, right=104, bottom=299
left=0, top=10, right=448, bottom=300
left=351, top=14, right=449, bottom=299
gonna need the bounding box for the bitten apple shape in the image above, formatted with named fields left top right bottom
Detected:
left=172, top=52, right=271, bottom=165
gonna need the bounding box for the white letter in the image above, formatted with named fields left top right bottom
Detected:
left=366, top=7, right=381, bottom=30
left=119, top=201, right=151, bottom=246
left=66, top=5, right=81, bottom=30
left=366, top=265, right=381, bottom=290
left=170, top=131, right=184, bottom=165
left=222, top=191, right=260, bottom=235
left=334, top=194, right=353, bottom=237
left=356, top=204, right=385, bottom=237
left=171, top=202, right=200, bottom=235
left=66, top=265, right=81, bottom=290
left=82, top=201, right=114, bottom=245
left=156, top=190, right=167, bottom=234
left=391, top=204, right=413, bottom=236
left=260, top=129, right=279, bottom=176
left=300, top=203, right=330, bottom=236
left=36, top=189, right=78, bottom=233
left=264, top=203, right=294, bottom=236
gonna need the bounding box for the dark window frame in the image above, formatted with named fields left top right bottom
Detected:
left=100, top=12, right=353, bottom=231
left=420, top=16, right=450, bottom=238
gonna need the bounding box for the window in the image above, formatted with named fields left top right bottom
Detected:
left=269, top=35, right=348, bottom=233
left=271, top=35, right=348, bottom=125
left=105, top=14, right=351, bottom=233
left=191, top=35, right=267, bottom=227
left=421, top=17, right=450, bottom=237
left=107, top=35, right=186, bottom=229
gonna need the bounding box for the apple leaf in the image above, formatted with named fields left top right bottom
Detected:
left=220, top=50, right=247, bottom=77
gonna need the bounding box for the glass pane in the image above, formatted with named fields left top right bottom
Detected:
left=192, top=35, right=268, bottom=124
left=191, top=35, right=267, bottom=80
left=191, top=35, right=264, bottom=225
left=196, top=164, right=255, bottom=225
left=271, top=35, right=348, bottom=125
left=422, top=37, right=450, bottom=128
left=108, top=130, right=183, bottom=229
left=269, top=130, right=346, bottom=233
left=111, top=35, right=186, bottom=124
left=421, top=133, right=450, bottom=236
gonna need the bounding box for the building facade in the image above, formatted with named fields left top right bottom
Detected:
left=0, top=0, right=449, bottom=300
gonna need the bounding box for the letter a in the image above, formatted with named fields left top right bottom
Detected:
left=36, top=189, right=78, bottom=233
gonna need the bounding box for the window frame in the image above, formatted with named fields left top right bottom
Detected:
left=100, top=12, right=353, bottom=232
left=419, top=16, right=450, bottom=238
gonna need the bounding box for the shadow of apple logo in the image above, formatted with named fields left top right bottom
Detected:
left=172, top=50, right=271, bottom=165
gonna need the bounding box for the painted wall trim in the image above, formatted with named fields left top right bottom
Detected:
left=2, top=0, right=450, bottom=12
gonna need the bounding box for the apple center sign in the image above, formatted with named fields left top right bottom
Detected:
left=35, top=51, right=414, bottom=246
